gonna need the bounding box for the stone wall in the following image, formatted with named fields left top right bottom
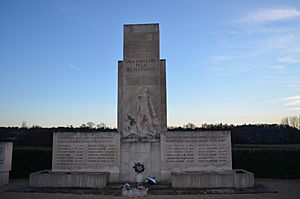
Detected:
left=0, top=142, right=13, bottom=185
left=52, top=132, right=120, bottom=182
left=161, top=131, right=232, bottom=180
left=51, top=131, right=232, bottom=183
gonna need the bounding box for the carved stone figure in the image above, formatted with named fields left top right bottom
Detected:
left=136, top=87, right=157, bottom=137
left=123, top=87, right=158, bottom=138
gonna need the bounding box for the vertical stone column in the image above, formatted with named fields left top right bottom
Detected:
left=118, top=23, right=166, bottom=181
left=118, top=23, right=167, bottom=138
left=0, top=142, right=13, bottom=185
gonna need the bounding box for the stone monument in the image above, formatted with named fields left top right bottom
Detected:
left=0, top=142, right=13, bottom=185
left=118, top=24, right=166, bottom=182
left=118, top=23, right=166, bottom=139
left=30, top=23, right=254, bottom=189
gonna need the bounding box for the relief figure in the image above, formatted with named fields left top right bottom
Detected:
left=136, top=87, right=158, bottom=137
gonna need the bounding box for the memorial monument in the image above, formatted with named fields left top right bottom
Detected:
left=30, top=23, right=254, bottom=189
left=119, top=24, right=165, bottom=182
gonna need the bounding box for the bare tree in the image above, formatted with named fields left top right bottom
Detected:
left=183, top=123, right=196, bottom=129
left=281, top=116, right=300, bottom=129
left=86, top=121, right=95, bottom=129
left=80, top=123, right=87, bottom=128
left=97, top=123, right=107, bottom=129
left=281, top=117, right=289, bottom=125
left=290, top=116, right=299, bottom=129
left=21, top=121, right=27, bottom=128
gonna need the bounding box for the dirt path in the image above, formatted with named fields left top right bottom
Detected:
left=0, top=178, right=299, bottom=199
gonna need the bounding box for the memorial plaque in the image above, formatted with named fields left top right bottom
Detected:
left=118, top=24, right=167, bottom=138
left=161, top=131, right=232, bottom=171
left=52, top=132, right=120, bottom=171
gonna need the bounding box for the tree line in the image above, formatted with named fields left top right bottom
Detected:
left=1, top=123, right=300, bottom=147
left=0, top=125, right=116, bottom=147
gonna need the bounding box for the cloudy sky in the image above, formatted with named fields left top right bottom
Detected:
left=0, top=0, right=300, bottom=127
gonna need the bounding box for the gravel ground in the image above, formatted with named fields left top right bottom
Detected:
left=0, top=178, right=299, bottom=199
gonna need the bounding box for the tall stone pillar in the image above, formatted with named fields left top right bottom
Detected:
left=118, top=23, right=167, bottom=182
left=118, top=23, right=167, bottom=139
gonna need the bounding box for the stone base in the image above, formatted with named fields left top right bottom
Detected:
left=29, top=170, right=108, bottom=188
left=0, top=171, right=9, bottom=185
left=120, top=139, right=162, bottom=182
left=122, top=188, right=148, bottom=197
left=171, top=169, right=254, bottom=188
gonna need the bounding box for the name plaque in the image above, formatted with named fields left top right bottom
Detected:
left=52, top=132, right=120, bottom=171
left=161, top=131, right=232, bottom=171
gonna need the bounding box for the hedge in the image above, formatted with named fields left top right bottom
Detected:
left=11, top=148, right=52, bottom=178
left=233, top=149, right=300, bottom=179
left=10, top=148, right=300, bottom=179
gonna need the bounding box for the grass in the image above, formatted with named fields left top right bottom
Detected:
left=9, top=147, right=300, bottom=179
left=233, top=149, right=300, bottom=179
left=11, top=148, right=52, bottom=178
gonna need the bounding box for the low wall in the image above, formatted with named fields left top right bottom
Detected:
left=171, top=169, right=254, bottom=188
left=29, top=170, right=108, bottom=188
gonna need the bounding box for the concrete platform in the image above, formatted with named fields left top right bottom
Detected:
left=29, top=170, right=108, bottom=188
left=1, top=178, right=299, bottom=199
left=171, top=169, right=254, bottom=188
left=6, top=180, right=275, bottom=195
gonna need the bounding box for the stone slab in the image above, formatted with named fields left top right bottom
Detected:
left=233, top=169, right=255, bottom=188
left=0, top=142, right=13, bottom=172
left=171, top=169, right=254, bottom=188
left=120, top=139, right=161, bottom=182
left=29, top=170, right=108, bottom=188
left=52, top=132, right=120, bottom=182
left=161, top=131, right=232, bottom=179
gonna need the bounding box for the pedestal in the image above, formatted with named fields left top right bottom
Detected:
left=171, top=169, right=254, bottom=188
left=29, top=170, right=108, bottom=188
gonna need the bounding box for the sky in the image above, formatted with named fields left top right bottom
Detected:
left=0, top=0, right=300, bottom=128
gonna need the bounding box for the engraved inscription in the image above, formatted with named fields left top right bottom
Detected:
left=161, top=131, right=232, bottom=170
left=125, top=58, right=157, bottom=73
left=53, top=132, right=119, bottom=170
